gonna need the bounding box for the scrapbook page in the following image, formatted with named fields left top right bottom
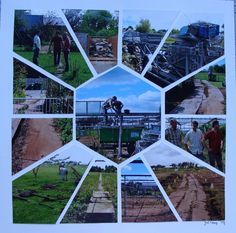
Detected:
left=0, top=0, right=235, bottom=233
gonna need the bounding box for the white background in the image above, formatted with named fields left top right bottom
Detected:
left=0, top=0, right=235, bottom=232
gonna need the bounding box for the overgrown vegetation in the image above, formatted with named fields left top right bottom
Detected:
left=53, top=118, right=73, bottom=144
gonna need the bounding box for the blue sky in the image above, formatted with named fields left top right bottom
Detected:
left=76, top=67, right=161, bottom=113
left=123, top=10, right=178, bottom=30
left=121, top=160, right=150, bottom=176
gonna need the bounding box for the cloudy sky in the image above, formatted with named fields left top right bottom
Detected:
left=76, top=67, right=161, bottom=113
left=123, top=10, right=178, bottom=30
left=50, top=145, right=93, bottom=165
left=144, top=143, right=196, bottom=167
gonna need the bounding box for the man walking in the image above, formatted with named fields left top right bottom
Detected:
left=63, top=32, right=71, bottom=72
left=184, top=121, right=204, bottom=160
left=165, top=119, right=182, bottom=147
left=203, top=120, right=224, bottom=171
left=32, top=30, right=41, bottom=65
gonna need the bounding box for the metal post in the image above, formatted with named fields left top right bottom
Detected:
left=118, top=115, right=123, bottom=158
left=124, top=175, right=127, bottom=217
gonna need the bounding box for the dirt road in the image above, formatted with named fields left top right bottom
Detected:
left=169, top=79, right=225, bottom=114
left=12, top=118, right=62, bottom=174
left=122, top=196, right=176, bottom=222
left=169, top=173, right=209, bottom=221
left=197, top=80, right=225, bottom=114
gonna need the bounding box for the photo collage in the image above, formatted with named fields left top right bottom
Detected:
left=12, top=8, right=226, bottom=224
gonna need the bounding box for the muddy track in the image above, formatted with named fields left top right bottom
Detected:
left=197, top=80, right=225, bottom=114
left=12, top=119, right=62, bottom=174
left=169, top=173, right=209, bottom=221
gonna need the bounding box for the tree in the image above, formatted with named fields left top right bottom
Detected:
left=136, top=19, right=151, bottom=33
left=63, top=9, right=82, bottom=32
left=79, top=10, right=118, bottom=37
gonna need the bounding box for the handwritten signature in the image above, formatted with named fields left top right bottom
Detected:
left=204, top=220, right=225, bottom=226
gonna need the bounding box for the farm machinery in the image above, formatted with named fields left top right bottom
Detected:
left=145, top=22, right=224, bottom=87
left=122, top=30, right=164, bottom=73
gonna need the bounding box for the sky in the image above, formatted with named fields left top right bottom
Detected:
left=121, top=160, right=150, bottom=176
left=173, top=12, right=224, bottom=30
left=49, top=145, right=93, bottom=165
left=144, top=143, right=196, bottom=167
left=93, top=160, right=116, bottom=169
left=121, top=160, right=155, bottom=183
left=76, top=67, right=161, bottom=113
left=123, top=10, right=178, bottom=30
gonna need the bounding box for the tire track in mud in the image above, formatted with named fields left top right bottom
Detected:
left=169, top=173, right=209, bottom=221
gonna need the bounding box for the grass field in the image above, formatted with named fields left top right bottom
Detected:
left=13, top=164, right=87, bottom=224
left=14, top=46, right=93, bottom=87
left=195, top=72, right=225, bottom=88
left=62, top=171, right=117, bottom=223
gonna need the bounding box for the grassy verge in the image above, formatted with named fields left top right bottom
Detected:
left=14, top=45, right=93, bottom=87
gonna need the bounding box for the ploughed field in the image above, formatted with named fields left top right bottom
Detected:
left=155, top=168, right=224, bottom=221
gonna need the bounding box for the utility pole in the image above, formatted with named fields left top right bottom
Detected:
left=118, top=114, right=123, bottom=158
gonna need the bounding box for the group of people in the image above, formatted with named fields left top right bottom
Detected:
left=165, top=119, right=224, bottom=171
left=33, top=30, right=71, bottom=72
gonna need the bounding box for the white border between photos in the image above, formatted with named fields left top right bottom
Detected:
left=0, top=0, right=235, bottom=233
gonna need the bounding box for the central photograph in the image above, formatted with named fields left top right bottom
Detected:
left=76, top=67, right=161, bottom=163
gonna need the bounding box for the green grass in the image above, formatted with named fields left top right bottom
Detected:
left=62, top=171, right=117, bottom=223
left=13, top=164, right=87, bottom=224
left=14, top=45, right=93, bottom=88
left=195, top=72, right=225, bottom=88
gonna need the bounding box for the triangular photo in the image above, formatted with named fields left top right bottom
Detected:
left=61, top=160, right=117, bottom=223
left=13, top=58, right=74, bottom=114
left=145, top=12, right=224, bottom=88
left=63, top=9, right=118, bottom=74
left=14, top=10, right=93, bottom=87
left=144, top=143, right=225, bottom=221
left=12, top=144, right=93, bottom=224
left=121, top=159, right=177, bottom=222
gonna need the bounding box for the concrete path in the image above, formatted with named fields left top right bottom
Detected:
left=169, top=79, right=204, bottom=114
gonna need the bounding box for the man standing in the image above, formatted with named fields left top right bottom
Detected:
left=102, top=96, right=117, bottom=124
left=184, top=121, right=204, bottom=160
left=32, top=30, right=41, bottom=65
left=49, top=31, right=63, bottom=66
left=63, top=32, right=71, bottom=72
left=203, top=120, right=224, bottom=171
left=165, top=119, right=182, bottom=147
